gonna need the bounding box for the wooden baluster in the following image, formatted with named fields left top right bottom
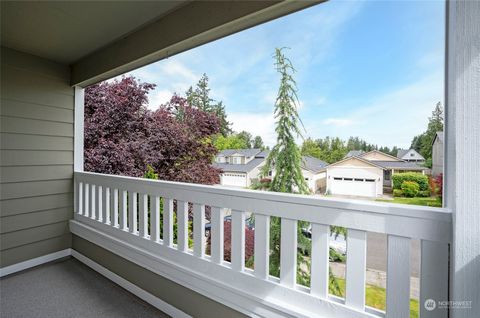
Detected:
left=280, top=218, right=297, bottom=288
left=77, top=182, right=83, bottom=215
left=211, top=207, right=225, bottom=264
left=176, top=200, right=188, bottom=252
left=119, top=190, right=128, bottom=230
left=386, top=235, right=411, bottom=318
left=102, top=187, right=110, bottom=224
left=90, top=184, right=96, bottom=220
left=150, top=196, right=160, bottom=242
left=231, top=210, right=246, bottom=272
left=138, top=193, right=148, bottom=238
left=193, top=204, right=205, bottom=258
left=96, top=185, right=102, bottom=222
left=111, top=188, right=119, bottom=227
left=345, top=229, right=367, bottom=310
left=128, top=191, right=137, bottom=233
left=254, top=214, right=270, bottom=279
left=164, top=198, right=174, bottom=247
left=310, top=223, right=330, bottom=298
left=84, top=183, right=89, bottom=217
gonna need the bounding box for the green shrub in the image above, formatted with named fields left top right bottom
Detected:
left=401, top=181, right=420, bottom=197
left=393, top=189, right=404, bottom=197
left=417, top=190, right=431, bottom=197
left=392, top=173, right=428, bottom=191
left=329, top=247, right=346, bottom=263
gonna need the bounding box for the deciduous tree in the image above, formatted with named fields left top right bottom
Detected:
left=84, top=76, right=221, bottom=185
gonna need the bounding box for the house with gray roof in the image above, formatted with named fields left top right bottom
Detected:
left=213, top=150, right=328, bottom=192
left=212, top=149, right=267, bottom=188
left=396, top=148, right=425, bottom=163
left=344, top=150, right=365, bottom=159
left=431, top=131, right=444, bottom=176
left=326, top=150, right=429, bottom=197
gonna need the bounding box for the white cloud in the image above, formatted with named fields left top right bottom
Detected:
left=229, top=112, right=276, bottom=147
left=147, top=90, right=173, bottom=110
left=322, top=118, right=354, bottom=127
left=305, top=70, right=444, bottom=148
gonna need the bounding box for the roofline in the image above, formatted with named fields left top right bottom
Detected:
left=431, top=131, right=444, bottom=146
left=326, top=156, right=386, bottom=170
left=359, top=150, right=405, bottom=162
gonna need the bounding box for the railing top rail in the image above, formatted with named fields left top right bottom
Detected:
left=75, top=171, right=452, bottom=242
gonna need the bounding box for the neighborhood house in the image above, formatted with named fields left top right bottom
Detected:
left=213, top=149, right=428, bottom=197
left=396, top=148, right=425, bottom=163
left=213, top=149, right=328, bottom=192
left=432, top=131, right=444, bottom=176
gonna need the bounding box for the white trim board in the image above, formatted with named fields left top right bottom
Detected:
left=71, top=250, right=191, bottom=318
left=70, top=219, right=377, bottom=318
left=0, top=248, right=72, bottom=277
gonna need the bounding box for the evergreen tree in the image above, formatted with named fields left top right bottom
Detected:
left=185, top=74, right=232, bottom=136
left=301, top=138, right=323, bottom=159
left=253, top=136, right=265, bottom=149
left=410, top=102, right=444, bottom=165
left=259, top=48, right=316, bottom=288
left=261, top=48, right=309, bottom=194
left=237, top=131, right=253, bottom=148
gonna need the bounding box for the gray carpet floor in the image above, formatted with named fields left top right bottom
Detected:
left=0, top=258, right=170, bottom=318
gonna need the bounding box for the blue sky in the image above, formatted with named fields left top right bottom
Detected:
left=125, top=0, right=445, bottom=148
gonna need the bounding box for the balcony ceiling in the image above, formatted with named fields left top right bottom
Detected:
left=0, top=1, right=189, bottom=64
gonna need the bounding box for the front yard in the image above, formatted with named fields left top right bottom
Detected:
left=376, top=196, right=442, bottom=207
left=331, top=278, right=419, bottom=318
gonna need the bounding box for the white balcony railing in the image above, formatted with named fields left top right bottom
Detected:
left=71, top=171, right=451, bottom=318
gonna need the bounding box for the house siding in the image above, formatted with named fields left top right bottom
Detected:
left=432, top=138, right=443, bottom=176
left=72, top=235, right=247, bottom=318
left=0, top=47, right=73, bottom=267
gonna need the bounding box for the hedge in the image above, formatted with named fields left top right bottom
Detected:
left=401, top=181, right=420, bottom=197
left=393, top=189, right=404, bottom=197
left=392, top=172, right=429, bottom=191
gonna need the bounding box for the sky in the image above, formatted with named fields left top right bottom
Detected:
left=124, top=0, right=445, bottom=148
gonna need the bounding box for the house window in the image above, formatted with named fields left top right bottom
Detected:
left=344, top=178, right=353, bottom=181
left=334, top=177, right=342, bottom=180
left=365, top=179, right=375, bottom=182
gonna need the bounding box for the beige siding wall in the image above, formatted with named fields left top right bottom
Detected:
left=0, top=47, right=73, bottom=267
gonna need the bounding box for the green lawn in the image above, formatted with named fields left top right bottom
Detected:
left=376, top=196, right=442, bottom=207
left=331, top=278, right=419, bottom=318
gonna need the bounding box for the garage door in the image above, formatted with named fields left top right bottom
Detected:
left=330, top=177, right=377, bottom=197
left=221, top=173, right=247, bottom=187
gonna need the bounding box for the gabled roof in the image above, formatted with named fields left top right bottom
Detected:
left=396, top=148, right=425, bottom=160
left=372, top=161, right=427, bottom=170
left=344, top=150, right=365, bottom=159
left=396, top=149, right=409, bottom=158
left=359, top=150, right=404, bottom=162
left=217, top=148, right=263, bottom=158
left=212, top=158, right=265, bottom=173
left=326, top=156, right=385, bottom=170
left=301, top=156, right=328, bottom=173
left=432, top=131, right=444, bottom=145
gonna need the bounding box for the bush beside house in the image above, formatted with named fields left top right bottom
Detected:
left=392, top=172, right=431, bottom=198
left=401, top=181, right=420, bottom=197
left=392, top=172, right=429, bottom=191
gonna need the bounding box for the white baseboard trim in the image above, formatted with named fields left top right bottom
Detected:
left=0, top=248, right=72, bottom=277
left=71, top=250, right=191, bottom=318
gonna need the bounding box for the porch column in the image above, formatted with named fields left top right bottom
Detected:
left=74, top=86, right=84, bottom=172
left=446, top=1, right=480, bottom=317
